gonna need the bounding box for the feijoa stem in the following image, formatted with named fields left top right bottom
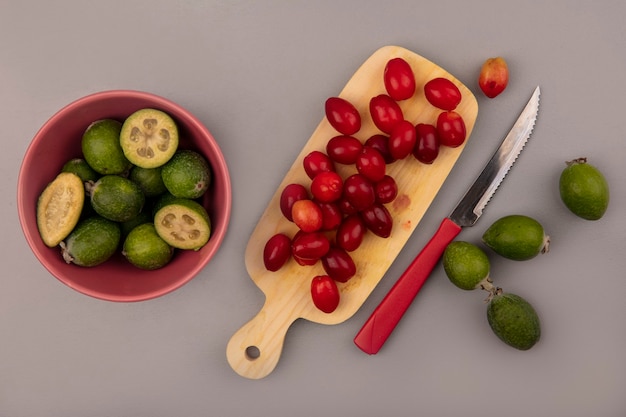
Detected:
left=480, top=277, right=502, bottom=303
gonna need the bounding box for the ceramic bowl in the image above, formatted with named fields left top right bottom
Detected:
left=17, top=90, right=232, bottom=302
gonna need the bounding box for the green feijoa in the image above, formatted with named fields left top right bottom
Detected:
left=154, top=198, right=211, bottom=250
left=442, top=241, right=491, bottom=291
left=119, top=210, right=152, bottom=238
left=60, top=216, right=121, bottom=267
left=482, top=215, right=549, bottom=261
left=129, top=165, right=167, bottom=197
left=559, top=157, right=609, bottom=220
left=88, top=175, right=145, bottom=222
left=120, top=108, right=179, bottom=169
left=487, top=292, right=541, bottom=351
left=122, top=223, right=174, bottom=270
left=161, top=150, right=211, bottom=199
left=61, top=158, right=100, bottom=182
left=82, top=119, right=132, bottom=175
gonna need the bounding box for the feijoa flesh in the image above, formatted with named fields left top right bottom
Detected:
left=122, top=223, right=173, bottom=270
left=154, top=198, right=211, bottom=250
left=37, top=172, right=85, bottom=247
left=82, top=119, right=131, bottom=175
left=161, top=150, right=211, bottom=199
left=487, top=292, right=541, bottom=350
left=443, top=241, right=492, bottom=291
left=559, top=157, right=609, bottom=220
left=88, top=175, right=145, bottom=222
left=482, top=215, right=549, bottom=261
left=120, top=108, right=179, bottom=169
left=61, top=216, right=121, bottom=267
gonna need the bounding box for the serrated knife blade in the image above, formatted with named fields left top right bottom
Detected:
left=354, top=86, right=541, bottom=355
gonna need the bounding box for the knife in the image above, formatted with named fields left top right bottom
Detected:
left=354, top=86, right=541, bottom=355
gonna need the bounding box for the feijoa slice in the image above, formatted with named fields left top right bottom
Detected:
left=559, top=157, right=609, bottom=220
left=482, top=215, right=549, bottom=261
left=82, top=119, right=132, bottom=175
left=88, top=175, right=145, bottom=222
left=161, top=150, right=211, bottom=199
left=442, top=241, right=491, bottom=291
left=61, top=216, right=121, bottom=267
left=487, top=291, right=541, bottom=350
left=129, top=165, right=167, bottom=197
left=122, top=223, right=174, bottom=270
left=120, top=108, right=179, bottom=169
left=154, top=198, right=211, bottom=250
left=37, top=172, right=85, bottom=247
left=61, top=158, right=100, bottom=182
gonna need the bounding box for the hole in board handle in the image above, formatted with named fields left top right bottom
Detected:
left=245, top=345, right=260, bottom=360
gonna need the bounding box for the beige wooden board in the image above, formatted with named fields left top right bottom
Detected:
left=227, top=45, right=478, bottom=379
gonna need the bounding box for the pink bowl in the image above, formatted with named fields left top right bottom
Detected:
left=17, top=90, right=232, bottom=302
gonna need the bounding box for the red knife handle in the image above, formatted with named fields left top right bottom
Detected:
left=354, top=217, right=462, bottom=354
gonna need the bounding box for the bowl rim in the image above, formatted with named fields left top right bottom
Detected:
left=17, top=89, right=232, bottom=302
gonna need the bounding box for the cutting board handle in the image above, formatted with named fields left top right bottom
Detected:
left=227, top=299, right=298, bottom=379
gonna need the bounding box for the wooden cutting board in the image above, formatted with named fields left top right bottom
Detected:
left=227, top=45, right=478, bottom=379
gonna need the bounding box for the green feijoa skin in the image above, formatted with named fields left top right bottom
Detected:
left=129, top=165, right=167, bottom=197
left=120, top=108, right=179, bottom=169
left=81, top=119, right=132, bottom=175
left=61, top=158, right=100, bottom=182
left=482, top=215, right=550, bottom=261
left=154, top=198, right=211, bottom=250
left=559, top=157, right=610, bottom=220
left=119, top=210, right=152, bottom=238
left=161, top=150, right=212, bottom=199
left=88, top=175, right=145, bottom=222
left=122, top=223, right=174, bottom=270
left=151, top=192, right=178, bottom=217
left=60, top=216, right=121, bottom=267
left=442, top=241, right=491, bottom=291
left=487, top=292, right=541, bottom=351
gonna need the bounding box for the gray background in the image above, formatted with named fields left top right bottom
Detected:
left=2, top=1, right=624, bottom=416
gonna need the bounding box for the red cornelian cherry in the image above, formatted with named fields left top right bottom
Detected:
left=263, top=233, right=292, bottom=271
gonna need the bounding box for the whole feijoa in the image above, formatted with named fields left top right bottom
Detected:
left=487, top=292, right=541, bottom=350
left=129, top=165, right=167, bottom=197
left=482, top=215, right=549, bottom=261
left=61, top=216, right=121, bottom=267
left=82, top=119, right=132, bottom=175
left=442, top=241, right=491, bottom=290
left=122, top=223, right=174, bottom=270
left=61, top=158, right=100, bottom=182
left=88, top=175, right=145, bottom=222
left=161, top=150, right=211, bottom=199
left=559, top=157, right=609, bottom=220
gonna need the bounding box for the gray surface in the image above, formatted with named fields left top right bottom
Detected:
left=2, top=1, right=625, bottom=415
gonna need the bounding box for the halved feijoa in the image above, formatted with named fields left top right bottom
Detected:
left=161, top=150, right=211, bottom=199
left=82, top=119, right=132, bottom=175
left=88, top=175, right=145, bottom=222
left=37, top=172, right=85, bottom=247
left=61, top=216, right=121, bottom=267
left=122, top=223, right=173, bottom=270
left=120, top=108, right=179, bottom=169
left=154, top=198, right=211, bottom=250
